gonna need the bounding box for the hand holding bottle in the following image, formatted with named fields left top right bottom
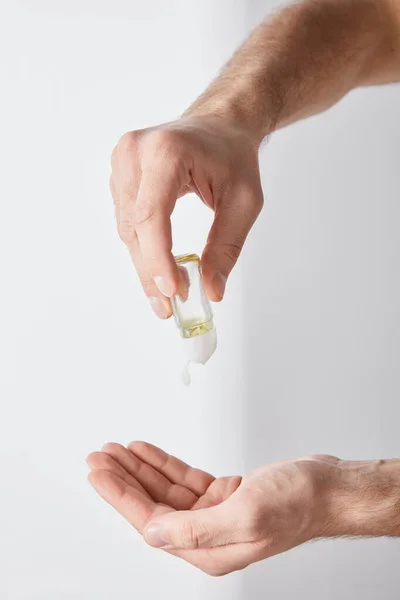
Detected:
left=110, top=116, right=263, bottom=318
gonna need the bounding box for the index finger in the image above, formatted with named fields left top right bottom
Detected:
left=134, top=162, right=188, bottom=298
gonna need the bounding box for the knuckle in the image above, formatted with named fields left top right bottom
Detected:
left=133, top=202, right=156, bottom=227
left=118, top=130, right=141, bottom=152
left=120, top=179, right=137, bottom=201
left=111, top=131, right=140, bottom=166
left=144, top=129, right=186, bottom=171
left=220, top=241, right=243, bottom=265
left=203, top=241, right=242, bottom=265
left=117, top=219, right=135, bottom=245
left=100, top=453, right=116, bottom=470
left=178, top=520, right=207, bottom=550
left=140, top=277, right=157, bottom=297
left=147, top=128, right=178, bottom=153
left=179, top=521, right=199, bottom=549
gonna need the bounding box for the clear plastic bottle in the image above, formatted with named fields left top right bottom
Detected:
left=171, top=253, right=217, bottom=365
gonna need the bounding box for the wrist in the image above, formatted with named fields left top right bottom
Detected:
left=317, top=458, right=400, bottom=538
left=184, top=88, right=268, bottom=148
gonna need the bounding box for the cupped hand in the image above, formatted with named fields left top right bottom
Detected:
left=87, top=442, right=339, bottom=576
left=110, top=116, right=263, bottom=319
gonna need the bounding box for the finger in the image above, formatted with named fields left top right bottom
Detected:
left=143, top=497, right=250, bottom=550
left=102, top=443, right=197, bottom=510
left=88, top=470, right=171, bottom=533
left=112, top=139, right=139, bottom=249
left=201, top=183, right=263, bottom=301
left=86, top=451, right=151, bottom=499
left=111, top=161, right=172, bottom=319
left=134, top=164, right=187, bottom=298
left=192, top=476, right=242, bottom=509
left=128, top=441, right=215, bottom=497
left=128, top=237, right=172, bottom=319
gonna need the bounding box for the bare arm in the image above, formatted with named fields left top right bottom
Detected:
left=111, top=0, right=400, bottom=310
left=187, top=0, right=400, bottom=142
left=325, top=458, right=400, bottom=538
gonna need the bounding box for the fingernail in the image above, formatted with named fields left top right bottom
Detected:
left=149, top=297, right=168, bottom=320
left=212, top=272, right=227, bottom=300
left=144, top=525, right=169, bottom=548
left=154, top=276, right=173, bottom=298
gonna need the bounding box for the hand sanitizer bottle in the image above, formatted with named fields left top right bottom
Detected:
left=171, top=254, right=217, bottom=382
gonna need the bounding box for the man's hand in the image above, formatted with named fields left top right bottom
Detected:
left=87, top=444, right=400, bottom=576
left=87, top=443, right=345, bottom=576
left=110, top=0, right=400, bottom=319
left=110, top=117, right=263, bottom=318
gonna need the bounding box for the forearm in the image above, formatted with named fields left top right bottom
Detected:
left=186, top=0, right=400, bottom=142
left=322, top=459, right=400, bottom=538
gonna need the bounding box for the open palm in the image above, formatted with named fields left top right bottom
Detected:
left=87, top=441, right=333, bottom=576
left=87, top=442, right=243, bottom=574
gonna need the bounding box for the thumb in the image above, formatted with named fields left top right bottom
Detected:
left=201, top=183, right=263, bottom=302
left=143, top=504, right=244, bottom=550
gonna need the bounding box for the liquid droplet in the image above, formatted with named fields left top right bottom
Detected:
left=181, top=361, right=191, bottom=386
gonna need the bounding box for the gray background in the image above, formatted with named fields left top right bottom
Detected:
left=1, top=0, right=399, bottom=598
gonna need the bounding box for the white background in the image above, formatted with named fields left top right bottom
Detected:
left=1, top=0, right=399, bottom=598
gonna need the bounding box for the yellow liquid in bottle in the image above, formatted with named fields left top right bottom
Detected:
left=181, top=319, right=214, bottom=339
left=173, top=253, right=215, bottom=340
